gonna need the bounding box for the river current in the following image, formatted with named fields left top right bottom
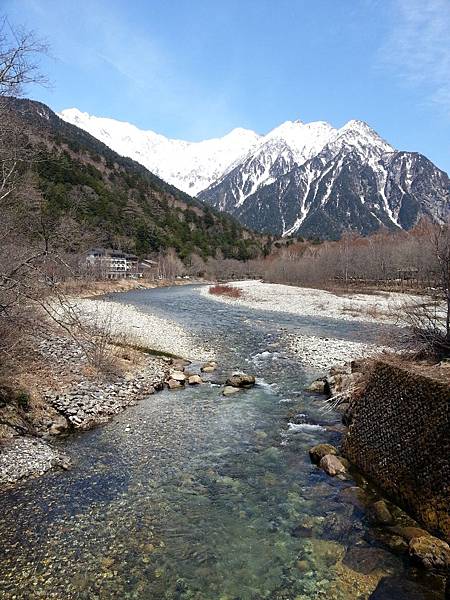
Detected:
left=0, top=285, right=443, bottom=599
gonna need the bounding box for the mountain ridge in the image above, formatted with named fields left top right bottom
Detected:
left=59, top=108, right=450, bottom=239
left=6, top=97, right=263, bottom=260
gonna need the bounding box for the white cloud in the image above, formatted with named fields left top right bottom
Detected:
left=381, top=0, right=450, bottom=115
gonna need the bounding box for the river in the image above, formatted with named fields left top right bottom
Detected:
left=0, top=285, right=442, bottom=599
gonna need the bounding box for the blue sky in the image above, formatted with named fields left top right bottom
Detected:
left=4, top=0, right=450, bottom=173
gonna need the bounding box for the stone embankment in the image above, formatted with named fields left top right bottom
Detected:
left=307, top=357, right=450, bottom=584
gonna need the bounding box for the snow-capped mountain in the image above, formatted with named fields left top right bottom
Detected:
left=59, top=109, right=450, bottom=238
left=59, top=108, right=260, bottom=196
left=200, top=119, right=449, bottom=237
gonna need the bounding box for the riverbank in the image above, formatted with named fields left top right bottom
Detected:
left=63, top=276, right=208, bottom=299
left=0, top=281, right=214, bottom=487
left=72, top=297, right=214, bottom=361
left=202, top=279, right=422, bottom=324
left=203, top=280, right=399, bottom=370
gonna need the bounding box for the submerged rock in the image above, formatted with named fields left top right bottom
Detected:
left=222, top=386, right=240, bottom=396
left=339, top=486, right=371, bottom=509
left=225, top=373, right=256, bottom=388
left=319, top=454, right=347, bottom=476
left=367, top=500, right=394, bottom=526
left=369, top=576, right=444, bottom=599
left=323, top=510, right=357, bottom=542
left=343, top=545, right=396, bottom=575
left=309, top=443, right=338, bottom=465
left=409, top=535, right=450, bottom=572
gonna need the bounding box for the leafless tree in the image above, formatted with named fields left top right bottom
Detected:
left=0, top=17, right=48, bottom=97
left=432, top=221, right=450, bottom=341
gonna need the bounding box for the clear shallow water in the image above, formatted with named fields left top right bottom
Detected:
left=0, top=285, right=444, bottom=599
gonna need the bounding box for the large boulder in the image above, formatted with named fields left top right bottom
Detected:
left=409, top=535, right=450, bottom=572
left=319, top=454, right=347, bottom=476
left=226, top=373, right=256, bottom=388
left=309, top=443, right=338, bottom=465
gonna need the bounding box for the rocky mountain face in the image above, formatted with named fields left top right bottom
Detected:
left=60, top=109, right=450, bottom=239
left=200, top=120, right=450, bottom=238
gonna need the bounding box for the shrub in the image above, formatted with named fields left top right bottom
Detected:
left=16, top=390, right=31, bottom=412
left=209, top=284, right=242, bottom=299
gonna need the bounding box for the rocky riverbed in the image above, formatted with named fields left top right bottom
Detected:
left=0, top=283, right=448, bottom=599
left=0, top=288, right=216, bottom=488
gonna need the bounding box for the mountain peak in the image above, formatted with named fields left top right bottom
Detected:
left=57, top=105, right=449, bottom=239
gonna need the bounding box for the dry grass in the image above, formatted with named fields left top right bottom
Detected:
left=209, top=284, right=242, bottom=299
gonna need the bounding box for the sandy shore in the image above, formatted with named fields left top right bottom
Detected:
left=201, top=280, right=422, bottom=325
left=72, top=298, right=215, bottom=362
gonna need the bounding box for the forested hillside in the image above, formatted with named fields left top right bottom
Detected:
left=7, top=97, right=263, bottom=260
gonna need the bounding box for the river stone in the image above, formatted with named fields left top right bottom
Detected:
left=343, top=545, right=395, bottom=575
left=368, top=500, right=394, bottom=525
left=369, top=576, right=443, bottom=599
left=201, top=365, right=216, bottom=373
left=309, top=443, right=338, bottom=465
left=409, top=535, right=450, bottom=572
left=171, top=358, right=191, bottom=370
left=222, top=386, right=240, bottom=396
left=306, top=379, right=327, bottom=394
left=188, top=375, right=203, bottom=385
left=167, top=379, right=183, bottom=390
left=319, top=454, right=346, bottom=476
left=170, top=371, right=186, bottom=382
left=226, top=373, right=256, bottom=388
left=338, top=486, right=371, bottom=510
left=389, top=525, right=430, bottom=542
left=49, top=415, right=70, bottom=435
